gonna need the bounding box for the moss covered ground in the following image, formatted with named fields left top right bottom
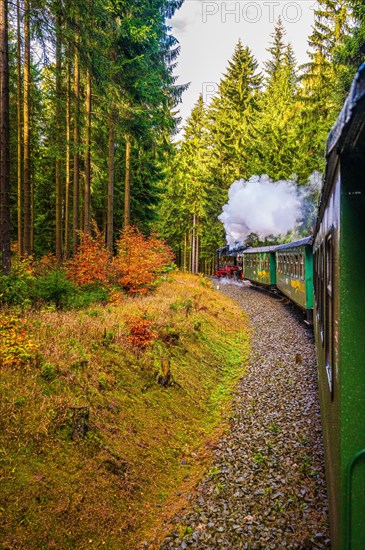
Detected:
left=0, top=273, right=249, bottom=549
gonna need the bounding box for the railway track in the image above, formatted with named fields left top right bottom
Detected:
left=158, top=282, right=330, bottom=549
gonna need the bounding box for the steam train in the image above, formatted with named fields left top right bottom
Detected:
left=216, top=65, right=365, bottom=549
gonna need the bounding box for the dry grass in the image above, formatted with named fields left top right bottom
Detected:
left=0, top=272, right=249, bottom=549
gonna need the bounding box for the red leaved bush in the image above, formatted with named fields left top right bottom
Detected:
left=113, top=226, right=174, bottom=294
left=0, top=314, right=40, bottom=368
left=127, top=317, right=157, bottom=348
left=66, top=230, right=112, bottom=287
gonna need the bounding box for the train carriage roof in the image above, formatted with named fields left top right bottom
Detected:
left=243, top=245, right=278, bottom=254
left=317, top=64, right=365, bottom=231
left=275, top=236, right=313, bottom=251
left=326, top=63, right=365, bottom=159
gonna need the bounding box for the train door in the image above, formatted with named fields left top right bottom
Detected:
left=325, top=231, right=334, bottom=394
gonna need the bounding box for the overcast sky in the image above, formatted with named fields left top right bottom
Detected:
left=168, top=1, right=318, bottom=131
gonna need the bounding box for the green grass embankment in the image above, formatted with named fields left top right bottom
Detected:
left=0, top=272, right=249, bottom=549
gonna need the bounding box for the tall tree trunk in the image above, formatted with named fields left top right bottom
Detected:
left=183, top=233, right=187, bottom=272
left=30, top=161, right=34, bottom=252
left=191, top=213, right=196, bottom=274
left=189, top=231, right=192, bottom=272
left=55, top=9, right=62, bottom=264
left=23, top=0, right=31, bottom=256
left=84, top=68, right=91, bottom=234
left=124, top=135, right=131, bottom=228
left=107, top=107, right=114, bottom=252
left=64, top=57, right=70, bottom=257
left=0, top=0, right=10, bottom=272
left=16, top=0, right=22, bottom=256
left=195, top=233, right=199, bottom=274
left=72, top=26, right=80, bottom=251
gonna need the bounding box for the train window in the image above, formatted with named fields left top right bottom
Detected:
left=317, top=243, right=325, bottom=345
left=300, top=254, right=304, bottom=280
left=325, top=233, right=334, bottom=393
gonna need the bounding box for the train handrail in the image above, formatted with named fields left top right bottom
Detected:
left=346, top=448, right=365, bottom=549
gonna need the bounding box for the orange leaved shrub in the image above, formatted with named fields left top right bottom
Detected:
left=66, top=230, right=112, bottom=287
left=127, top=317, right=157, bottom=348
left=113, top=226, right=174, bottom=294
left=0, top=314, right=40, bottom=368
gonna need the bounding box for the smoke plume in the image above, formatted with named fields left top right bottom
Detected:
left=218, top=173, right=321, bottom=247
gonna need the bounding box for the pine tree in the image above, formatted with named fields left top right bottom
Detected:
left=336, top=0, right=365, bottom=99
left=295, top=0, right=353, bottom=178
left=264, top=17, right=286, bottom=82
left=208, top=40, right=262, bottom=186
left=158, top=96, right=211, bottom=272
left=0, top=0, right=11, bottom=271
left=249, top=21, right=299, bottom=179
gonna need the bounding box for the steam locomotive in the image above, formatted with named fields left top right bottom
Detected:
left=216, top=65, right=365, bottom=549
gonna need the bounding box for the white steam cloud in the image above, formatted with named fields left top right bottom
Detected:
left=218, top=173, right=322, bottom=247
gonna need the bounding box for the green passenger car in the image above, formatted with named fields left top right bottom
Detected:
left=275, top=237, right=314, bottom=321
left=313, top=66, right=365, bottom=549
left=242, top=246, right=277, bottom=287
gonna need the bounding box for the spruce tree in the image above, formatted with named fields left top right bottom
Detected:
left=336, top=0, right=365, bottom=99
left=296, top=0, right=353, bottom=178
left=158, top=95, right=212, bottom=272
left=249, top=21, right=299, bottom=180
left=208, top=40, right=262, bottom=186
left=0, top=0, right=11, bottom=271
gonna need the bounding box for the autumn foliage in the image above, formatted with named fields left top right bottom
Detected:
left=0, top=227, right=174, bottom=312
left=127, top=317, right=157, bottom=348
left=66, top=230, right=112, bottom=287
left=113, top=226, right=174, bottom=294
left=0, top=314, right=40, bottom=368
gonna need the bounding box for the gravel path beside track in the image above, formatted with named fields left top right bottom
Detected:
left=159, top=281, right=330, bottom=549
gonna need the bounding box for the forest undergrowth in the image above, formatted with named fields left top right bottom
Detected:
left=0, top=272, right=249, bottom=549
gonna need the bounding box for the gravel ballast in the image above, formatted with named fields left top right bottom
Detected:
left=159, top=281, right=330, bottom=549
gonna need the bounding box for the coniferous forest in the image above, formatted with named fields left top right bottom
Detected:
left=0, top=0, right=364, bottom=275
left=0, top=1, right=365, bottom=547
left=157, top=1, right=365, bottom=273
